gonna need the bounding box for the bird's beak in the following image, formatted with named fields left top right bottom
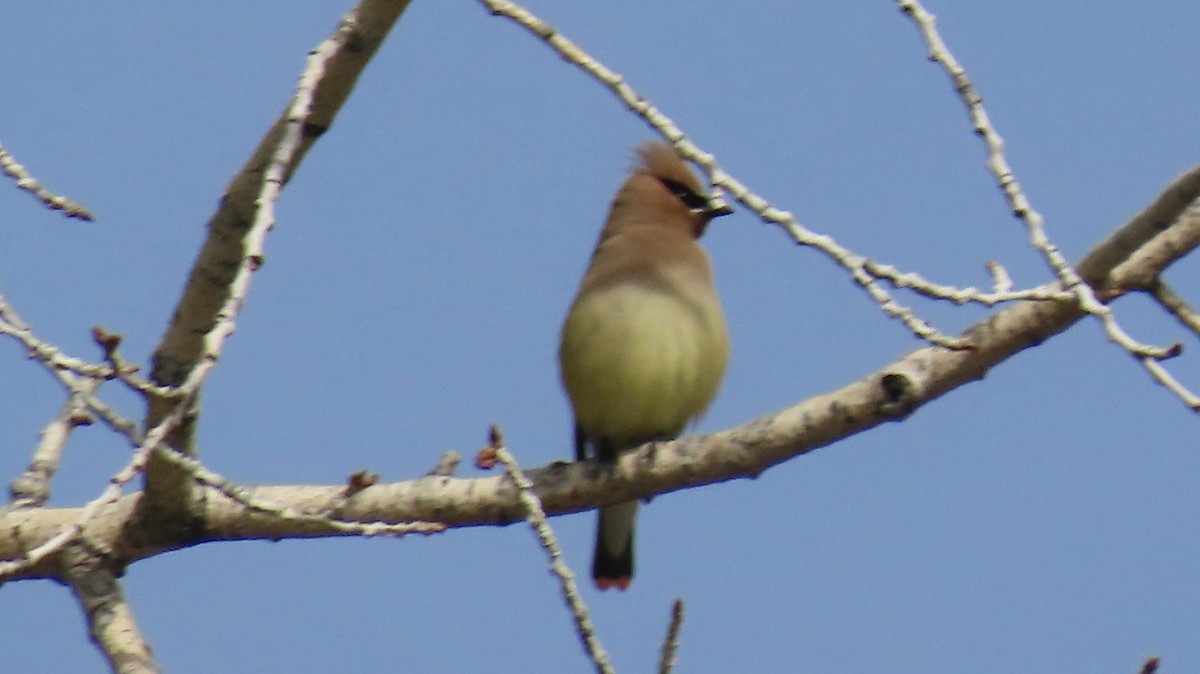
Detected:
left=706, top=202, right=734, bottom=218
left=692, top=200, right=732, bottom=237
left=694, top=200, right=733, bottom=221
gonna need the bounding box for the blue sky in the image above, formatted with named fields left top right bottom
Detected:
left=2, top=2, right=1199, bottom=672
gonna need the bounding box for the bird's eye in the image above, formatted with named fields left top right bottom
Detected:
left=661, top=179, right=710, bottom=212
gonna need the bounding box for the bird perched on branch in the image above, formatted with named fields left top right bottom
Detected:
left=559, top=141, right=730, bottom=590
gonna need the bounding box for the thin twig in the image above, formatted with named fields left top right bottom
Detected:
left=0, top=310, right=148, bottom=446
left=486, top=428, right=615, bottom=674
left=7, top=381, right=99, bottom=508
left=0, top=384, right=198, bottom=580
left=0, top=305, right=147, bottom=446
left=0, top=296, right=177, bottom=398
left=479, top=0, right=1073, bottom=349
left=657, top=599, right=685, bottom=674
left=0, top=25, right=345, bottom=582
left=1149, top=281, right=1200, bottom=339
left=152, top=446, right=444, bottom=537
left=0, top=141, right=94, bottom=221
left=864, top=260, right=1070, bottom=304
left=896, top=0, right=1199, bottom=408
left=425, top=450, right=462, bottom=477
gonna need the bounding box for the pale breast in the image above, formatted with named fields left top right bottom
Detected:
left=560, top=275, right=728, bottom=445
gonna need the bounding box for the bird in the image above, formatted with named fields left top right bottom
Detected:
left=559, top=141, right=730, bottom=590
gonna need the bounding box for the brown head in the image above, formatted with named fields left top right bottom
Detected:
left=597, top=142, right=728, bottom=243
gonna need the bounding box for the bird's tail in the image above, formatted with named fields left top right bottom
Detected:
left=593, top=500, right=638, bottom=591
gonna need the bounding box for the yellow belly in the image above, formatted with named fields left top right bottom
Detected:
left=560, top=282, right=728, bottom=447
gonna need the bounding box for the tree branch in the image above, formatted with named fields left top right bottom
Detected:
left=61, top=541, right=158, bottom=673
left=4, top=160, right=1197, bottom=581
left=7, top=382, right=97, bottom=508
left=0, top=141, right=95, bottom=221
left=140, top=0, right=414, bottom=536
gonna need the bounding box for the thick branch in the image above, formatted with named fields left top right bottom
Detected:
left=1107, top=199, right=1200, bottom=290
left=61, top=543, right=158, bottom=673
left=140, top=0, right=413, bottom=535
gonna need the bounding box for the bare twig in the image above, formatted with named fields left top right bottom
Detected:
left=152, top=446, right=444, bottom=538
left=0, top=141, right=94, bottom=221
left=0, top=8, right=369, bottom=581
left=485, top=427, right=615, bottom=674
left=8, top=381, right=98, bottom=508
left=986, top=261, right=1014, bottom=293
left=864, top=260, right=1069, bottom=304
left=1149, top=281, right=1200, bottom=338
left=0, top=389, right=196, bottom=580
left=657, top=599, right=685, bottom=674
left=52, top=372, right=143, bottom=447
left=478, top=0, right=1081, bottom=350
left=0, top=297, right=144, bottom=446
left=0, top=302, right=146, bottom=445
left=426, top=450, right=462, bottom=477
left=897, top=0, right=1199, bottom=408
left=896, top=1, right=1080, bottom=287
left=141, top=0, right=414, bottom=525
left=0, top=296, right=176, bottom=398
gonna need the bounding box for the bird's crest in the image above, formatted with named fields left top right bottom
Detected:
left=632, top=142, right=704, bottom=197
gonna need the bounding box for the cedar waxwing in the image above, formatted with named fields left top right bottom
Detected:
left=559, top=142, right=730, bottom=590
